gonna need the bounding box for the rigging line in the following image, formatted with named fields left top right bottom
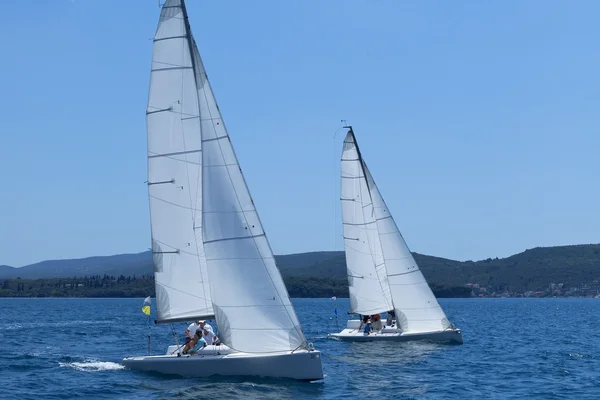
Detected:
left=197, top=63, right=305, bottom=347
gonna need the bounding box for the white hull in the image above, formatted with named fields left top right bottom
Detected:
left=122, top=345, right=323, bottom=381
left=328, top=320, right=463, bottom=344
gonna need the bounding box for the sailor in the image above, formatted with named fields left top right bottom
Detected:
left=185, top=320, right=202, bottom=345
left=187, top=331, right=208, bottom=354
left=182, top=330, right=207, bottom=354
left=372, top=313, right=383, bottom=332
left=386, top=310, right=395, bottom=327
left=363, top=319, right=373, bottom=335
left=198, top=320, right=219, bottom=345
left=359, top=314, right=370, bottom=330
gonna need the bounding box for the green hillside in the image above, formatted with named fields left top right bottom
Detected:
left=2, top=244, right=600, bottom=295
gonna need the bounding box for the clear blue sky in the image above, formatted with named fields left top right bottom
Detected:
left=1, top=1, right=598, bottom=267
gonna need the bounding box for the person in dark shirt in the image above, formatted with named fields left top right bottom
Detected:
left=363, top=320, right=373, bottom=335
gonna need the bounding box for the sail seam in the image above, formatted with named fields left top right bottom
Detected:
left=387, top=270, right=419, bottom=277
left=148, top=149, right=201, bottom=158
left=152, top=66, right=193, bottom=72
left=389, top=281, right=429, bottom=286
left=203, top=209, right=256, bottom=214
left=343, top=221, right=376, bottom=226
left=149, top=194, right=201, bottom=212
left=204, top=163, right=240, bottom=168
left=156, top=281, right=211, bottom=302
left=204, top=233, right=265, bottom=245
left=201, top=135, right=228, bottom=143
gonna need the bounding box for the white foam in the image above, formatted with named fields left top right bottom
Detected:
left=59, top=360, right=125, bottom=372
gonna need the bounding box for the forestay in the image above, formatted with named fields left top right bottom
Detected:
left=146, top=0, right=213, bottom=323
left=359, top=141, right=451, bottom=333
left=196, top=17, right=307, bottom=355
left=341, top=132, right=394, bottom=315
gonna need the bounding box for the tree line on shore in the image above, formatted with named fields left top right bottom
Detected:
left=0, top=275, right=471, bottom=298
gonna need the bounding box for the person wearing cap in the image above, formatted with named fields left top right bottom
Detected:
left=198, top=320, right=219, bottom=345
left=363, top=319, right=373, bottom=335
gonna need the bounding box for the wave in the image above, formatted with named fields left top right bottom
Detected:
left=59, top=360, right=125, bottom=372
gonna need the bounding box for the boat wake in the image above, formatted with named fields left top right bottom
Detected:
left=59, top=359, right=125, bottom=372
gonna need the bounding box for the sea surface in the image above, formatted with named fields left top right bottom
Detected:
left=0, top=298, right=598, bottom=399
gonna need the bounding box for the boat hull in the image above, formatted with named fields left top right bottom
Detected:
left=329, top=327, right=463, bottom=344
left=122, top=345, right=323, bottom=381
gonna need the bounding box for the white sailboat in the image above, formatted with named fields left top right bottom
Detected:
left=329, top=127, right=463, bottom=344
left=122, top=0, right=323, bottom=380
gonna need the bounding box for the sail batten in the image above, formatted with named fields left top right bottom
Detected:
left=147, top=0, right=213, bottom=323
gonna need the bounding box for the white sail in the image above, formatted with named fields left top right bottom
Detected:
left=193, top=17, right=307, bottom=356
left=349, top=132, right=452, bottom=333
left=146, top=0, right=213, bottom=323
left=341, top=132, right=394, bottom=315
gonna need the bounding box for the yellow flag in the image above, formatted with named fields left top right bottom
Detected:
left=142, top=296, right=151, bottom=315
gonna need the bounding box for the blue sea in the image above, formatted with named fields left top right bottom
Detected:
left=1, top=298, right=598, bottom=399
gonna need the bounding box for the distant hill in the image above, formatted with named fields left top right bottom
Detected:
left=0, top=252, right=152, bottom=280
left=2, top=244, right=600, bottom=292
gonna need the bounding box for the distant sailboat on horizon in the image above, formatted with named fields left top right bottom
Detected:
left=329, top=126, right=463, bottom=344
left=122, top=0, right=323, bottom=380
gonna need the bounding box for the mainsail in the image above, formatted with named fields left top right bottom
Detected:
left=146, top=0, right=213, bottom=323
left=343, top=129, right=451, bottom=333
left=341, top=132, right=393, bottom=315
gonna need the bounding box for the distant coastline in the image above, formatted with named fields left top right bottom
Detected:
left=2, top=243, right=600, bottom=298
left=2, top=275, right=596, bottom=299
left=0, top=275, right=471, bottom=299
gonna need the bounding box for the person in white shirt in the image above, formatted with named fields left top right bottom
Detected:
left=198, top=320, right=219, bottom=345
left=185, top=320, right=202, bottom=345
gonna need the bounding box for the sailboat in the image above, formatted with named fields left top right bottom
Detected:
left=328, top=127, right=463, bottom=344
left=122, top=0, right=323, bottom=380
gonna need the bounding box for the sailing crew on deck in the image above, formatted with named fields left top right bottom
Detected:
left=359, top=314, right=370, bottom=331
left=185, top=320, right=202, bottom=345
left=199, top=320, right=219, bottom=345
left=363, top=320, right=373, bottom=335
left=386, top=310, right=395, bottom=327
left=372, top=313, right=383, bottom=332
left=183, top=330, right=207, bottom=354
